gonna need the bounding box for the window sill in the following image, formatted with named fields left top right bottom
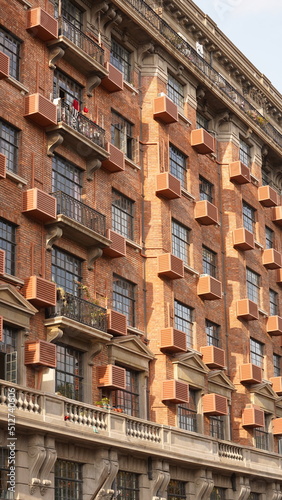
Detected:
left=178, top=112, right=191, bottom=126
left=184, top=264, right=200, bottom=276
left=124, top=81, right=139, bottom=95
left=16, top=0, right=32, bottom=6
left=181, top=188, right=195, bottom=201
left=254, top=240, right=264, bottom=249
left=125, top=157, right=141, bottom=171
left=251, top=173, right=259, bottom=186
left=127, top=325, right=145, bottom=337
left=7, top=76, right=29, bottom=94
left=258, top=308, right=268, bottom=317
left=0, top=274, right=25, bottom=286
left=126, top=239, right=142, bottom=251
left=6, top=171, right=28, bottom=187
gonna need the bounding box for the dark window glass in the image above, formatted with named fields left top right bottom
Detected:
left=196, top=113, right=209, bottom=131
left=172, top=220, right=190, bottom=264
left=167, top=74, right=184, bottom=108
left=199, top=176, right=213, bottom=203
left=116, top=471, right=139, bottom=500
left=0, top=218, right=16, bottom=275
left=242, top=201, right=256, bottom=233
left=167, top=479, right=186, bottom=499
left=249, top=495, right=260, bottom=500
left=53, top=69, right=83, bottom=108
left=250, top=338, right=264, bottom=368
left=0, top=325, right=17, bottom=383
left=56, top=344, right=83, bottom=401
left=52, top=247, right=82, bottom=295
left=265, top=226, right=274, bottom=249
left=111, top=40, right=131, bottom=81
left=246, top=268, right=260, bottom=305
left=254, top=419, right=269, bottom=451
left=270, top=289, right=279, bottom=316
left=169, top=145, right=187, bottom=189
left=111, top=111, right=134, bottom=160
left=0, top=120, right=18, bottom=173
left=210, top=487, right=226, bottom=500
left=52, top=155, right=82, bottom=199
left=205, top=320, right=220, bottom=347
left=239, top=138, right=251, bottom=165
left=178, top=389, right=197, bottom=432
left=55, top=460, right=82, bottom=500
left=0, top=27, right=21, bottom=80
left=210, top=415, right=225, bottom=440
left=202, top=246, right=217, bottom=278
left=0, top=448, right=12, bottom=499
left=113, top=368, right=139, bottom=417
left=273, top=354, right=281, bottom=377
left=113, top=275, right=135, bottom=327
left=112, top=190, right=134, bottom=240
left=174, top=300, right=193, bottom=348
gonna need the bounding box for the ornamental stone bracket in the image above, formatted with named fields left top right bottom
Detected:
left=150, top=460, right=170, bottom=500
left=48, top=45, right=65, bottom=70
left=46, top=131, right=64, bottom=157
left=87, top=247, right=103, bottom=270
left=46, top=225, right=63, bottom=251
left=90, top=450, right=119, bottom=500
left=194, top=469, right=214, bottom=500
left=86, top=158, right=102, bottom=181
left=28, top=435, right=57, bottom=496
left=237, top=476, right=251, bottom=500
left=267, top=483, right=282, bottom=500
left=87, top=74, right=102, bottom=97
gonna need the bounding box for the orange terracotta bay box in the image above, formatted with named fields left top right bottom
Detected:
left=158, top=253, right=184, bottom=280
left=194, top=200, right=219, bottom=225
left=236, top=299, right=259, bottom=321
left=153, top=95, right=178, bottom=124
left=107, top=310, right=127, bottom=336
left=103, top=229, right=126, bottom=258
left=258, top=185, right=279, bottom=207
left=191, top=128, right=214, bottom=154
left=270, top=377, right=282, bottom=395
left=197, top=275, right=222, bottom=300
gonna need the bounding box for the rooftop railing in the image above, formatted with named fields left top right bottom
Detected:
left=58, top=100, right=105, bottom=148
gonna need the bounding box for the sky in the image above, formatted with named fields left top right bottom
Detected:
left=192, top=0, right=282, bottom=94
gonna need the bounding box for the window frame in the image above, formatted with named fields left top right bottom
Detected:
left=199, top=176, right=213, bottom=203
left=112, top=189, right=134, bottom=240
left=210, top=487, right=226, bottom=500
left=239, top=138, right=251, bottom=166
left=265, top=226, right=274, bottom=249
left=209, top=415, right=225, bottom=440
left=246, top=267, right=260, bottom=305
left=112, top=367, right=139, bottom=417
left=178, top=388, right=198, bottom=432
left=115, top=470, right=139, bottom=500
left=56, top=343, right=84, bottom=401
left=55, top=459, right=83, bottom=500
left=205, top=319, right=220, bottom=347
left=113, top=274, right=136, bottom=327
left=167, top=73, right=184, bottom=108
left=242, top=201, right=256, bottom=234
left=169, top=144, right=187, bottom=189
left=172, top=219, right=190, bottom=265
left=250, top=338, right=264, bottom=368
left=0, top=218, right=16, bottom=276
left=273, top=353, right=281, bottom=377
left=167, top=479, right=186, bottom=500
left=0, top=27, right=21, bottom=80
left=0, top=324, right=17, bottom=383
left=52, top=154, right=82, bottom=200
left=196, top=113, right=209, bottom=131
left=53, top=69, right=83, bottom=108
left=111, top=110, right=134, bottom=160
left=0, top=119, right=19, bottom=174
left=269, top=289, right=279, bottom=316
left=110, top=39, right=131, bottom=82
left=254, top=414, right=269, bottom=451
left=202, top=246, right=217, bottom=278
left=52, top=247, right=82, bottom=296
left=174, top=300, right=193, bottom=348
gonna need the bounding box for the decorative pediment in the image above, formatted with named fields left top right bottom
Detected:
left=107, top=335, right=154, bottom=372
left=250, top=381, right=278, bottom=413
left=0, top=283, right=38, bottom=328
left=172, top=351, right=208, bottom=388
left=207, top=370, right=235, bottom=397
left=173, top=351, right=209, bottom=373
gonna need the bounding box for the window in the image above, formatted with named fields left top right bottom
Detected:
left=59, top=0, right=83, bottom=47
left=269, top=289, right=279, bottom=316
left=210, top=487, right=225, bottom=500
left=205, top=320, right=220, bottom=347
left=111, top=110, right=134, bottom=160
left=265, top=226, right=274, bottom=249
left=273, top=354, right=281, bottom=377
left=250, top=338, right=264, bottom=368
left=169, top=144, right=187, bottom=189
left=254, top=415, right=269, bottom=450
left=210, top=415, right=225, bottom=440
left=246, top=268, right=260, bottom=305
left=174, top=300, right=193, bottom=348
left=110, top=39, right=131, bottom=82
left=115, top=471, right=139, bottom=500
left=0, top=325, right=17, bottom=383
left=199, top=176, right=213, bottom=203
left=167, top=74, right=184, bottom=108
left=0, top=218, right=16, bottom=275
left=56, top=344, right=83, bottom=401
left=52, top=155, right=82, bottom=199
left=249, top=495, right=260, bottom=500
left=55, top=460, right=82, bottom=500
left=239, top=138, right=251, bottom=166
left=113, top=368, right=139, bottom=417
left=167, top=479, right=186, bottom=499
left=172, top=220, right=190, bottom=264
left=53, top=69, right=83, bottom=109
left=202, top=246, right=217, bottom=278
left=262, top=167, right=270, bottom=186
left=196, top=113, right=209, bottom=131
left=113, top=275, right=136, bottom=326
left=278, top=437, right=282, bottom=455
left=242, top=201, right=256, bottom=233
left=178, top=389, right=197, bottom=432
left=112, top=190, right=134, bottom=240
left=0, top=27, right=21, bottom=80
left=52, top=248, right=82, bottom=295
left=0, top=448, right=12, bottom=499
left=0, top=119, right=19, bottom=173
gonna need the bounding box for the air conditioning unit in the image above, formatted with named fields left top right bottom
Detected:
left=267, top=315, right=282, bottom=336
left=26, top=7, right=58, bottom=41
left=0, top=153, right=6, bottom=179
left=270, top=377, right=282, bottom=395
left=158, top=253, right=184, bottom=280
left=162, top=380, right=189, bottom=404
left=239, top=363, right=262, bottom=384
left=258, top=185, right=279, bottom=207
left=160, top=327, right=187, bottom=353
left=24, top=340, right=57, bottom=368
left=277, top=269, right=282, bottom=285
left=197, top=275, right=222, bottom=300
left=102, top=143, right=125, bottom=173
left=229, top=161, right=251, bottom=184
left=242, top=404, right=264, bottom=428
left=107, top=310, right=127, bottom=336
left=202, top=394, right=228, bottom=416
left=101, top=62, right=123, bottom=92
left=233, top=228, right=254, bottom=251
left=24, top=93, right=57, bottom=127
left=194, top=200, right=219, bottom=225
left=236, top=299, right=259, bottom=321
left=262, top=249, right=282, bottom=270
left=23, top=276, right=57, bottom=308
left=22, top=188, right=57, bottom=222
left=153, top=95, right=178, bottom=124
left=272, top=206, right=282, bottom=226
left=103, top=229, right=126, bottom=258
left=272, top=418, right=282, bottom=435
left=156, top=172, right=181, bottom=200
left=97, top=365, right=126, bottom=389
left=200, top=345, right=225, bottom=369
left=0, top=249, right=5, bottom=275
left=191, top=129, right=214, bottom=155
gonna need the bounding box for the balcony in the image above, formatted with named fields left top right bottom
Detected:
left=0, top=153, right=6, bottom=179
left=48, top=16, right=106, bottom=85
left=162, top=380, right=189, bottom=404
left=229, top=161, right=251, bottom=184
left=102, top=143, right=125, bottom=173
left=239, top=363, right=262, bottom=384
left=24, top=340, right=57, bottom=368
left=233, top=228, right=255, bottom=251
left=0, top=51, right=9, bottom=79
left=24, top=93, right=57, bottom=127
left=197, top=275, right=222, bottom=300
left=242, top=405, right=264, bottom=428
left=266, top=316, right=282, bottom=336
left=200, top=345, right=225, bottom=369
left=103, top=229, right=126, bottom=258
left=191, top=128, right=214, bottom=155
left=46, top=101, right=108, bottom=176
left=236, top=299, right=259, bottom=321
left=202, top=394, right=228, bottom=416
left=45, top=291, right=110, bottom=342
left=258, top=185, right=279, bottom=207
left=194, top=200, right=219, bottom=225
left=23, top=276, right=57, bottom=308
left=153, top=95, right=178, bottom=124
left=262, top=248, right=282, bottom=269
left=160, top=327, right=187, bottom=353
left=156, top=172, right=181, bottom=200
left=270, top=377, right=282, bottom=395
left=26, top=7, right=58, bottom=42
left=101, top=62, right=124, bottom=92
left=158, top=253, right=184, bottom=280
left=22, top=188, right=57, bottom=223
left=272, top=206, right=282, bottom=226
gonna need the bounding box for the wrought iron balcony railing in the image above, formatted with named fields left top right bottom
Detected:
left=58, top=16, right=104, bottom=65
left=57, top=100, right=105, bottom=148
left=121, top=0, right=282, bottom=152
left=51, top=191, right=106, bottom=235
left=46, top=291, right=108, bottom=332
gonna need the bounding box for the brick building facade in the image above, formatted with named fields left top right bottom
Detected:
left=1, top=0, right=282, bottom=498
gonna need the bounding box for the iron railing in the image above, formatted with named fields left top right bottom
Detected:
left=46, top=291, right=108, bottom=332
left=121, top=0, right=282, bottom=151
left=51, top=191, right=106, bottom=235
left=59, top=16, right=104, bottom=65
left=58, top=100, right=105, bottom=148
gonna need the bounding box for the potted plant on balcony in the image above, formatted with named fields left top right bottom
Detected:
left=95, top=397, right=110, bottom=409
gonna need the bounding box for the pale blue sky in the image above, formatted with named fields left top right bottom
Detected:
left=192, top=0, right=282, bottom=94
